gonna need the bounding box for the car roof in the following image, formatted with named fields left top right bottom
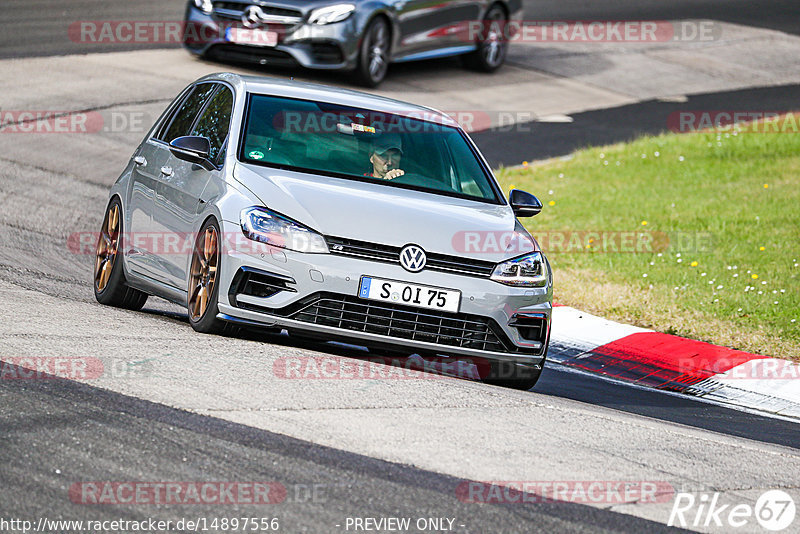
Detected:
left=197, top=72, right=459, bottom=128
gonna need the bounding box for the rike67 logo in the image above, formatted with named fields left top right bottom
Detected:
left=669, top=490, right=796, bottom=531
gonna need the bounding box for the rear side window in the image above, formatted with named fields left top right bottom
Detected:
left=159, top=83, right=217, bottom=143
left=190, top=86, right=234, bottom=162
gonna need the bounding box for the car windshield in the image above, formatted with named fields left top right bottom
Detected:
left=239, top=94, right=502, bottom=203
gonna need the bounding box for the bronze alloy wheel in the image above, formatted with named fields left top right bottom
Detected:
left=189, top=226, right=219, bottom=321
left=94, top=204, right=120, bottom=292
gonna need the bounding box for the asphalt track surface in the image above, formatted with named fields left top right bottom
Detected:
left=472, top=83, right=800, bottom=167
left=2, top=1, right=800, bottom=533
left=1, top=374, right=688, bottom=533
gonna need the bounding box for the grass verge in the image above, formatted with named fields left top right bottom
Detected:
left=496, top=119, right=800, bottom=360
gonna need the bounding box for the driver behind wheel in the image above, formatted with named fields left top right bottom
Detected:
left=365, top=133, right=405, bottom=180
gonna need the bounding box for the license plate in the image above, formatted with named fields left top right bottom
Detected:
left=225, top=27, right=278, bottom=47
left=358, top=276, right=461, bottom=313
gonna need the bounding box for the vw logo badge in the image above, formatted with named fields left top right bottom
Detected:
left=242, top=5, right=265, bottom=28
left=399, top=245, right=426, bottom=273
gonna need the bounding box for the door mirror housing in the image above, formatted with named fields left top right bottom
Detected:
left=169, top=136, right=214, bottom=169
left=509, top=189, right=542, bottom=217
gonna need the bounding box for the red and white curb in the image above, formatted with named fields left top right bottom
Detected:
left=549, top=306, right=800, bottom=418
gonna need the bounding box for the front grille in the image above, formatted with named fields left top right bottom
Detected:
left=212, top=1, right=303, bottom=25
left=325, top=236, right=496, bottom=278
left=289, top=294, right=512, bottom=352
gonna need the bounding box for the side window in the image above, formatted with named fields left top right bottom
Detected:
left=189, top=86, right=234, bottom=163
left=152, top=86, right=192, bottom=142
left=160, top=83, right=217, bottom=143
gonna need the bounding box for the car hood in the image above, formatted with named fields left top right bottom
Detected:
left=233, top=163, right=538, bottom=262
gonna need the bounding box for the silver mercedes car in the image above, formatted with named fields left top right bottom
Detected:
left=183, top=0, right=522, bottom=86
left=94, top=73, right=552, bottom=389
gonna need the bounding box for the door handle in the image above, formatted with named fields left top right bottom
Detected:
left=134, top=156, right=147, bottom=166
left=160, top=166, right=173, bottom=177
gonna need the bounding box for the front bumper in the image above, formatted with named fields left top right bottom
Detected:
left=184, top=6, right=361, bottom=70
left=217, top=219, right=552, bottom=366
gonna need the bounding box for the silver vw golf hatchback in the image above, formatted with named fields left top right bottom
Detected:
left=94, top=73, right=552, bottom=389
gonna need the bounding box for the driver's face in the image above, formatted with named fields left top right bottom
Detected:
left=370, top=149, right=402, bottom=178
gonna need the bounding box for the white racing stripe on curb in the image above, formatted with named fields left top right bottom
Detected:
left=548, top=306, right=648, bottom=360
left=548, top=306, right=800, bottom=419
left=692, top=359, right=800, bottom=418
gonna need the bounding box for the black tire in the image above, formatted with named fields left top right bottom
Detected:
left=188, top=218, right=228, bottom=335
left=356, top=17, right=391, bottom=87
left=463, top=4, right=508, bottom=72
left=481, top=360, right=543, bottom=390
left=93, top=198, right=148, bottom=310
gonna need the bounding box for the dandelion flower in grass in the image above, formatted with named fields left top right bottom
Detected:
left=641, top=220, right=648, bottom=226
left=599, top=153, right=605, bottom=159
left=603, top=160, right=609, bottom=166
left=690, top=261, right=698, bottom=267
left=654, top=151, right=660, bottom=157
left=759, top=246, right=765, bottom=251
left=548, top=200, right=555, bottom=206
left=678, top=156, right=685, bottom=162
left=558, top=173, right=564, bottom=178
left=763, top=184, right=769, bottom=189
left=752, top=274, right=758, bottom=279
left=522, top=161, right=528, bottom=167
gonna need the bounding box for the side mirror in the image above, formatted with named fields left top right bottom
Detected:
left=509, top=189, right=542, bottom=217
left=169, top=136, right=213, bottom=169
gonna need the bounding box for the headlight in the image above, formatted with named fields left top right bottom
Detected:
left=193, top=0, right=213, bottom=14
left=308, top=4, right=355, bottom=25
left=240, top=207, right=329, bottom=254
left=490, top=252, right=548, bottom=287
